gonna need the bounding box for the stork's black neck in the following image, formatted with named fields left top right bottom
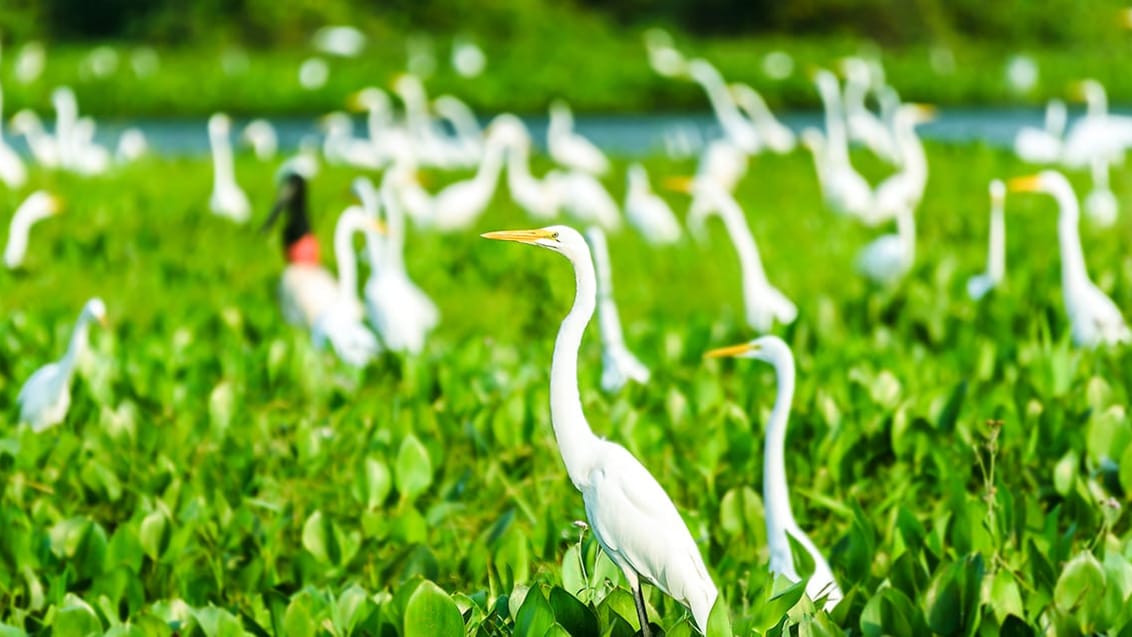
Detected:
left=279, top=174, right=312, bottom=249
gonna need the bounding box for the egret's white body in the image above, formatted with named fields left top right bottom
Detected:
left=1009, top=171, right=1130, bottom=348
left=840, top=57, right=899, bottom=164
left=433, top=94, right=485, bottom=167
left=5, top=191, right=61, bottom=269
left=10, top=110, right=61, bottom=168
left=868, top=104, right=933, bottom=225
left=585, top=227, right=650, bottom=392
left=1013, top=100, right=1065, bottom=164
left=310, top=206, right=381, bottom=366
left=494, top=114, right=560, bottom=220
left=482, top=226, right=717, bottom=635
left=553, top=170, right=621, bottom=230
left=548, top=100, right=610, bottom=176
left=967, top=180, right=1006, bottom=300
left=810, top=71, right=873, bottom=219
left=644, top=28, right=687, bottom=77
left=730, top=82, right=795, bottom=154
left=208, top=113, right=251, bottom=222
left=1061, top=80, right=1132, bottom=169
left=624, top=164, right=680, bottom=245
left=348, top=87, right=396, bottom=165
left=691, top=184, right=796, bottom=332
left=856, top=206, right=916, bottom=286
left=687, top=59, right=760, bottom=154
left=429, top=125, right=508, bottom=231
left=17, top=298, right=107, bottom=432
left=241, top=119, right=278, bottom=160
left=706, top=336, right=843, bottom=611
left=1084, top=157, right=1118, bottom=227
left=321, top=112, right=385, bottom=170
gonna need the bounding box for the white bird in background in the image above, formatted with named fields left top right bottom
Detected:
left=0, top=82, right=28, bottom=188
left=869, top=103, right=934, bottom=225
left=706, top=336, right=843, bottom=612
left=644, top=28, right=687, bottom=78
left=552, top=169, right=621, bottom=230
left=357, top=174, right=439, bottom=354
left=687, top=58, right=760, bottom=154
left=1084, top=156, right=1118, bottom=227
left=348, top=87, right=395, bottom=163
left=663, top=140, right=748, bottom=235
left=208, top=113, right=251, bottom=222
left=1014, top=99, right=1066, bottom=164
left=321, top=111, right=384, bottom=170
left=451, top=37, right=487, bottom=78
left=548, top=100, right=611, bottom=176
left=1061, top=79, right=1132, bottom=169
left=624, top=163, right=681, bottom=245
left=311, top=206, right=383, bottom=367
left=9, top=110, right=60, bottom=168
left=810, top=70, right=873, bottom=219
left=429, top=122, right=508, bottom=231
left=584, top=227, right=650, bottom=392
left=856, top=205, right=916, bottom=286
left=687, top=183, right=797, bottom=332
left=729, top=82, right=795, bottom=154
left=967, top=179, right=1007, bottom=301
left=241, top=119, right=278, bottom=161
left=1008, top=171, right=1131, bottom=348
left=5, top=191, right=63, bottom=269
left=433, top=94, right=485, bottom=167
left=493, top=114, right=561, bottom=220
left=839, top=57, right=900, bottom=165
left=482, top=226, right=718, bottom=636
left=52, top=87, right=79, bottom=168
left=17, top=298, right=107, bottom=432
left=114, top=127, right=148, bottom=164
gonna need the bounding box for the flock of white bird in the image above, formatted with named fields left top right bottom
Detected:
left=6, top=30, right=1131, bottom=635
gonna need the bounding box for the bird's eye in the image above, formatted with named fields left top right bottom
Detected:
left=551, top=232, right=560, bottom=240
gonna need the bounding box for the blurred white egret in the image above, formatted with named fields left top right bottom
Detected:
left=662, top=139, right=748, bottom=230
left=433, top=94, right=484, bottom=167
left=967, top=179, right=1006, bottom=301
left=311, top=206, right=383, bottom=366
left=451, top=37, right=486, bottom=77
left=839, top=57, right=899, bottom=164
left=115, top=128, right=148, bottom=163
left=624, top=163, right=680, bottom=245
left=706, top=336, right=843, bottom=611
left=208, top=113, right=251, bottom=222
left=1008, top=171, right=1130, bottom=347
left=687, top=183, right=796, bottom=332
left=730, top=82, right=795, bottom=154
left=644, top=28, right=686, bottom=77
left=482, top=226, right=717, bottom=636
left=18, top=298, right=107, bottom=432
left=321, top=111, right=384, bottom=170
left=584, top=227, right=650, bottom=392
left=241, top=119, right=278, bottom=161
left=1013, top=100, right=1065, bottom=164
left=1061, top=79, right=1132, bottom=169
left=548, top=100, right=610, bottom=176
left=869, top=104, right=934, bottom=225
left=687, top=59, right=760, bottom=154
left=552, top=169, right=621, bottom=230
left=5, top=191, right=62, bottom=269
left=9, top=110, right=60, bottom=167
left=0, top=83, right=27, bottom=188
left=1084, top=157, right=1118, bottom=227
left=856, top=205, right=916, bottom=286
left=810, top=70, right=873, bottom=219
left=429, top=122, right=509, bottom=231
left=493, top=114, right=561, bottom=220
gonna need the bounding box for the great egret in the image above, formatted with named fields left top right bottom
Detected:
left=729, top=82, right=795, bottom=154
left=810, top=70, right=873, bottom=219
left=493, top=114, right=560, bottom=220
left=869, top=104, right=934, bottom=226
left=967, top=179, right=1006, bottom=300
left=5, top=191, right=62, bottom=269
left=687, top=58, right=760, bottom=154
left=624, top=163, right=680, bottom=245
left=856, top=205, right=916, bottom=286
left=356, top=174, right=439, bottom=354
left=0, top=82, right=27, bottom=188
left=552, top=169, right=621, bottom=230
left=17, top=298, right=107, bottom=432
left=644, top=28, right=687, bottom=78
left=9, top=110, right=60, bottom=168
left=310, top=206, right=383, bottom=367
left=482, top=226, right=717, bottom=635
left=347, top=87, right=396, bottom=164
left=839, top=57, right=899, bottom=165
left=548, top=100, right=610, bottom=176
left=1008, top=171, right=1130, bottom=347
left=584, top=227, right=650, bottom=392
left=208, top=113, right=251, bottom=223
left=433, top=94, right=485, bottom=167
left=1061, top=79, right=1132, bottom=169
left=320, top=112, right=384, bottom=170
left=241, top=119, right=279, bottom=161
left=1084, top=157, right=1118, bottom=227
left=705, top=336, right=843, bottom=611
left=684, top=183, right=796, bottom=332
left=1013, top=99, right=1066, bottom=164
left=429, top=122, right=508, bottom=231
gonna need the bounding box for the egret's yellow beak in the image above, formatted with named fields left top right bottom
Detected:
left=704, top=342, right=759, bottom=359
left=1007, top=175, right=1042, bottom=193
left=47, top=195, right=64, bottom=214
left=481, top=228, right=557, bottom=244
left=663, top=175, right=695, bottom=194
left=909, top=103, right=937, bottom=121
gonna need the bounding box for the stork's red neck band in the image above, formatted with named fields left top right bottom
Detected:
left=287, top=234, right=320, bottom=265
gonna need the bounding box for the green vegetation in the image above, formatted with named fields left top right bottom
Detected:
left=1, top=142, right=1131, bottom=634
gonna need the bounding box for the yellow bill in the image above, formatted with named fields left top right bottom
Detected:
left=704, top=342, right=759, bottom=359
left=481, top=228, right=557, bottom=243
left=662, top=175, right=695, bottom=194
left=1007, top=175, right=1041, bottom=193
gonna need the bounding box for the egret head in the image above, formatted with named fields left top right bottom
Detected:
left=705, top=335, right=792, bottom=365
left=85, top=297, right=108, bottom=326
left=481, top=225, right=586, bottom=259
left=989, top=178, right=1005, bottom=203
left=208, top=112, right=231, bottom=136
left=1007, top=170, right=1069, bottom=196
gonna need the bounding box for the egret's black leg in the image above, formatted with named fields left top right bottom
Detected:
left=631, top=580, right=652, bottom=637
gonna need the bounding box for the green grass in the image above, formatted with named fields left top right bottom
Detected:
left=4, top=31, right=1132, bottom=119
left=1, top=143, right=1132, bottom=635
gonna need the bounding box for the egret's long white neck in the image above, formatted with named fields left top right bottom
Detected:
left=816, top=78, right=849, bottom=165
left=4, top=201, right=42, bottom=267
left=60, top=310, right=94, bottom=377
left=716, top=193, right=769, bottom=285
left=210, top=125, right=236, bottom=190
left=505, top=139, right=535, bottom=189
left=380, top=180, right=408, bottom=272
left=587, top=229, right=627, bottom=348
left=988, top=199, right=1005, bottom=280
left=763, top=351, right=797, bottom=545
left=693, top=66, right=751, bottom=142
left=473, top=133, right=507, bottom=192
left=551, top=248, right=600, bottom=489
left=896, top=207, right=916, bottom=267
left=334, top=216, right=363, bottom=299
left=1052, top=183, right=1089, bottom=289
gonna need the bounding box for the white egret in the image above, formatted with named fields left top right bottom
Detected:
left=1061, top=80, right=1132, bottom=169
left=356, top=175, right=439, bottom=354
left=687, top=58, right=759, bottom=154
left=52, top=87, right=78, bottom=168
left=869, top=104, right=934, bottom=226
left=548, top=100, right=610, bottom=176
left=644, top=28, right=686, bottom=78
left=1013, top=99, right=1065, bottom=164
left=552, top=169, right=621, bottom=230
left=5, top=192, right=62, bottom=269
left=839, top=57, right=899, bottom=164
left=1084, top=157, right=1118, bottom=227
left=17, top=298, right=107, bottom=432
left=482, top=226, right=717, bottom=636
left=624, top=163, right=680, bottom=245
left=730, top=82, right=795, bottom=154
left=310, top=206, right=383, bottom=367
left=706, top=336, right=843, bottom=611
left=810, top=70, right=873, bottom=219
left=429, top=122, right=508, bottom=231
left=967, top=179, right=1006, bottom=300
left=451, top=37, right=487, bottom=78
left=241, top=119, right=278, bottom=161
left=856, top=205, right=916, bottom=286
left=584, top=227, right=650, bottom=392
left=686, top=183, right=796, bottom=331
left=0, top=82, right=27, bottom=188
left=1008, top=171, right=1130, bottom=347
left=114, top=128, right=148, bottom=164
left=493, top=114, right=560, bottom=220
left=320, top=111, right=384, bottom=170
left=208, top=113, right=251, bottom=223
left=9, top=110, right=60, bottom=168
left=433, top=94, right=484, bottom=167
left=347, top=87, right=396, bottom=163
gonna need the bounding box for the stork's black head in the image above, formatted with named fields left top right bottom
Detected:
left=263, top=172, right=312, bottom=249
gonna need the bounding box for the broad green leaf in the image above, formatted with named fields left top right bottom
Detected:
left=514, top=586, right=555, bottom=637
left=139, top=510, right=169, bottom=561
left=396, top=434, right=433, bottom=502
left=404, top=581, right=463, bottom=637
left=548, top=586, right=598, bottom=636
left=1054, top=551, right=1106, bottom=631
left=302, top=510, right=339, bottom=566
left=1053, top=451, right=1077, bottom=496
left=191, top=606, right=245, bottom=637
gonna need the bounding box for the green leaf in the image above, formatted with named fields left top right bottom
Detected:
left=396, top=434, right=433, bottom=502
left=1120, top=444, right=1132, bottom=496
left=191, top=605, right=245, bottom=637
left=360, top=457, right=392, bottom=510
left=1053, top=451, right=1078, bottom=496
left=542, top=625, right=571, bottom=637
left=935, top=381, right=967, bottom=432
left=404, top=580, right=464, bottom=637
left=139, top=510, right=169, bottom=561
left=548, top=586, right=598, bottom=636
left=302, top=510, right=340, bottom=566
left=1054, top=551, right=1106, bottom=630
left=514, top=586, right=556, bottom=637
left=52, top=594, right=103, bottom=636
left=706, top=592, right=734, bottom=637
left=860, top=587, right=925, bottom=637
